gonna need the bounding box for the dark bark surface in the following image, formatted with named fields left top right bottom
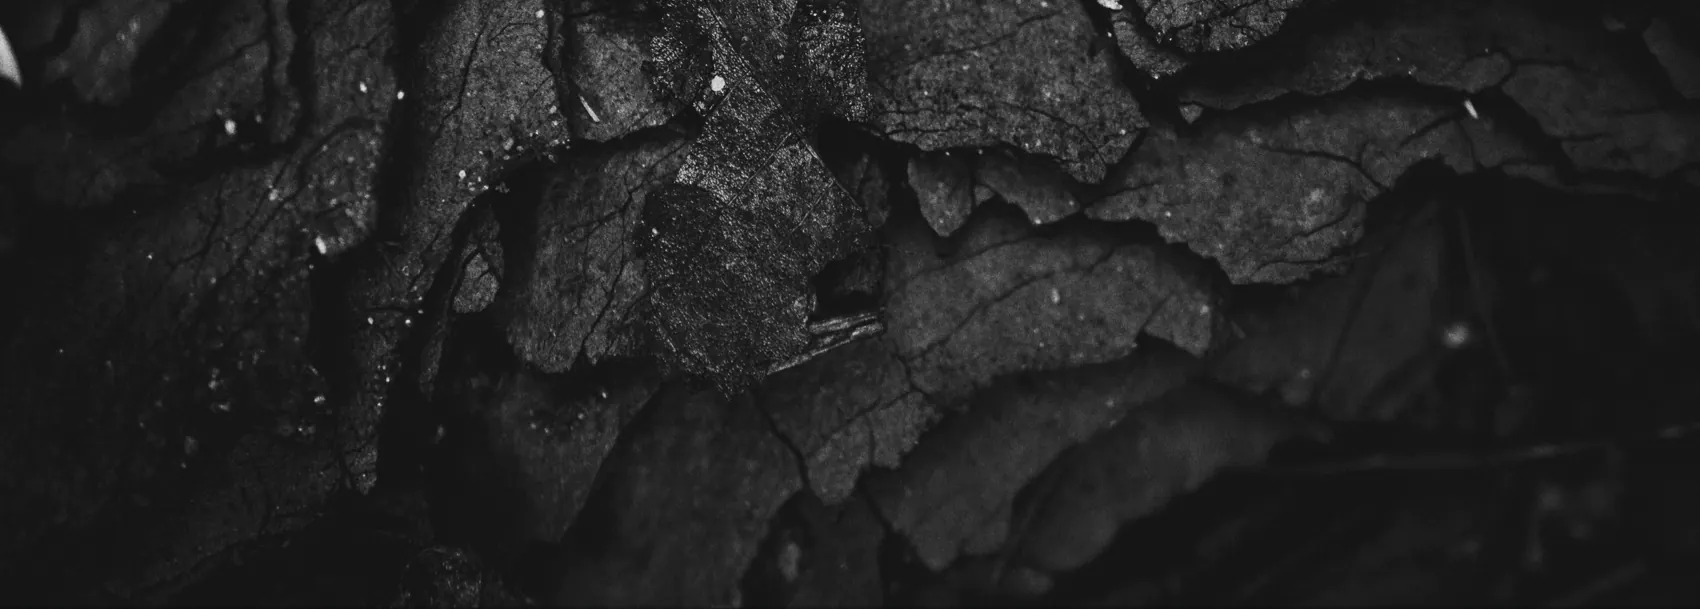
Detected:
left=2, top=0, right=1698, bottom=605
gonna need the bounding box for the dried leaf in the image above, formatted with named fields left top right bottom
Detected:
left=884, top=208, right=1222, bottom=404
left=861, top=0, right=1145, bottom=183
left=1013, top=383, right=1303, bottom=573
left=1209, top=205, right=1448, bottom=421
left=865, top=350, right=1196, bottom=571
left=744, top=493, right=887, bottom=607
left=547, top=385, right=802, bottom=605
left=1134, top=0, right=1307, bottom=53
left=505, top=132, right=691, bottom=373
left=641, top=0, right=874, bottom=390
left=556, top=0, right=681, bottom=140
left=760, top=336, right=937, bottom=504
left=340, top=0, right=573, bottom=490
left=1087, top=92, right=1530, bottom=284
left=1177, top=0, right=1700, bottom=179
left=909, top=148, right=1084, bottom=237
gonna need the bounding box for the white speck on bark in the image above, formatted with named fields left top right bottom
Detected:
left=578, top=94, right=601, bottom=122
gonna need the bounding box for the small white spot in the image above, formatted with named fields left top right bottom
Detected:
left=1097, top=0, right=1123, bottom=10
left=578, top=94, right=601, bottom=123
left=403, top=317, right=414, bottom=328
left=1198, top=304, right=1211, bottom=315
left=1442, top=322, right=1472, bottom=348
left=358, top=81, right=368, bottom=93
left=710, top=75, right=726, bottom=92
left=458, top=169, right=467, bottom=179
left=536, top=9, right=545, bottom=18
left=1049, top=288, right=1061, bottom=304
left=396, top=90, right=406, bottom=100
left=314, top=236, right=329, bottom=254
left=366, top=316, right=375, bottom=325
left=651, top=227, right=660, bottom=236
left=1463, top=99, right=1479, bottom=120
left=183, top=436, right=198, bottom=456
left=1297, top=368, right=1313, bottom=380
left=0, top=24, right=21, bottom=87
left=778, top=542, right=801, bottom=582
left=223, top=119, right=237, bottom=136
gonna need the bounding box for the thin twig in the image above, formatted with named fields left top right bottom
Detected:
left=1544, top=561, right=1647, bottom=607
left=989, top=447, right=1074, bottom=589
left=1310, top=202, right=1435, bottom=407
left=1264, top=420, right=1700, bottom=476
left=1453, top=205, right=1516, bottom=379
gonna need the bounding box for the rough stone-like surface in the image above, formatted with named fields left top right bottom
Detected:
left=1088, top=92, right=1533, bottom=284
left=547, top=385, right=802, bottom=606
left=1134, top=0, right=1308, bottom=53
left=861, top=0, right=1145, bottom=183
left=505, top=132, right=690, bottom=373
left=864, top=350, right=1197, bottom=571
left=884, top=208, right=1223, bottom=404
